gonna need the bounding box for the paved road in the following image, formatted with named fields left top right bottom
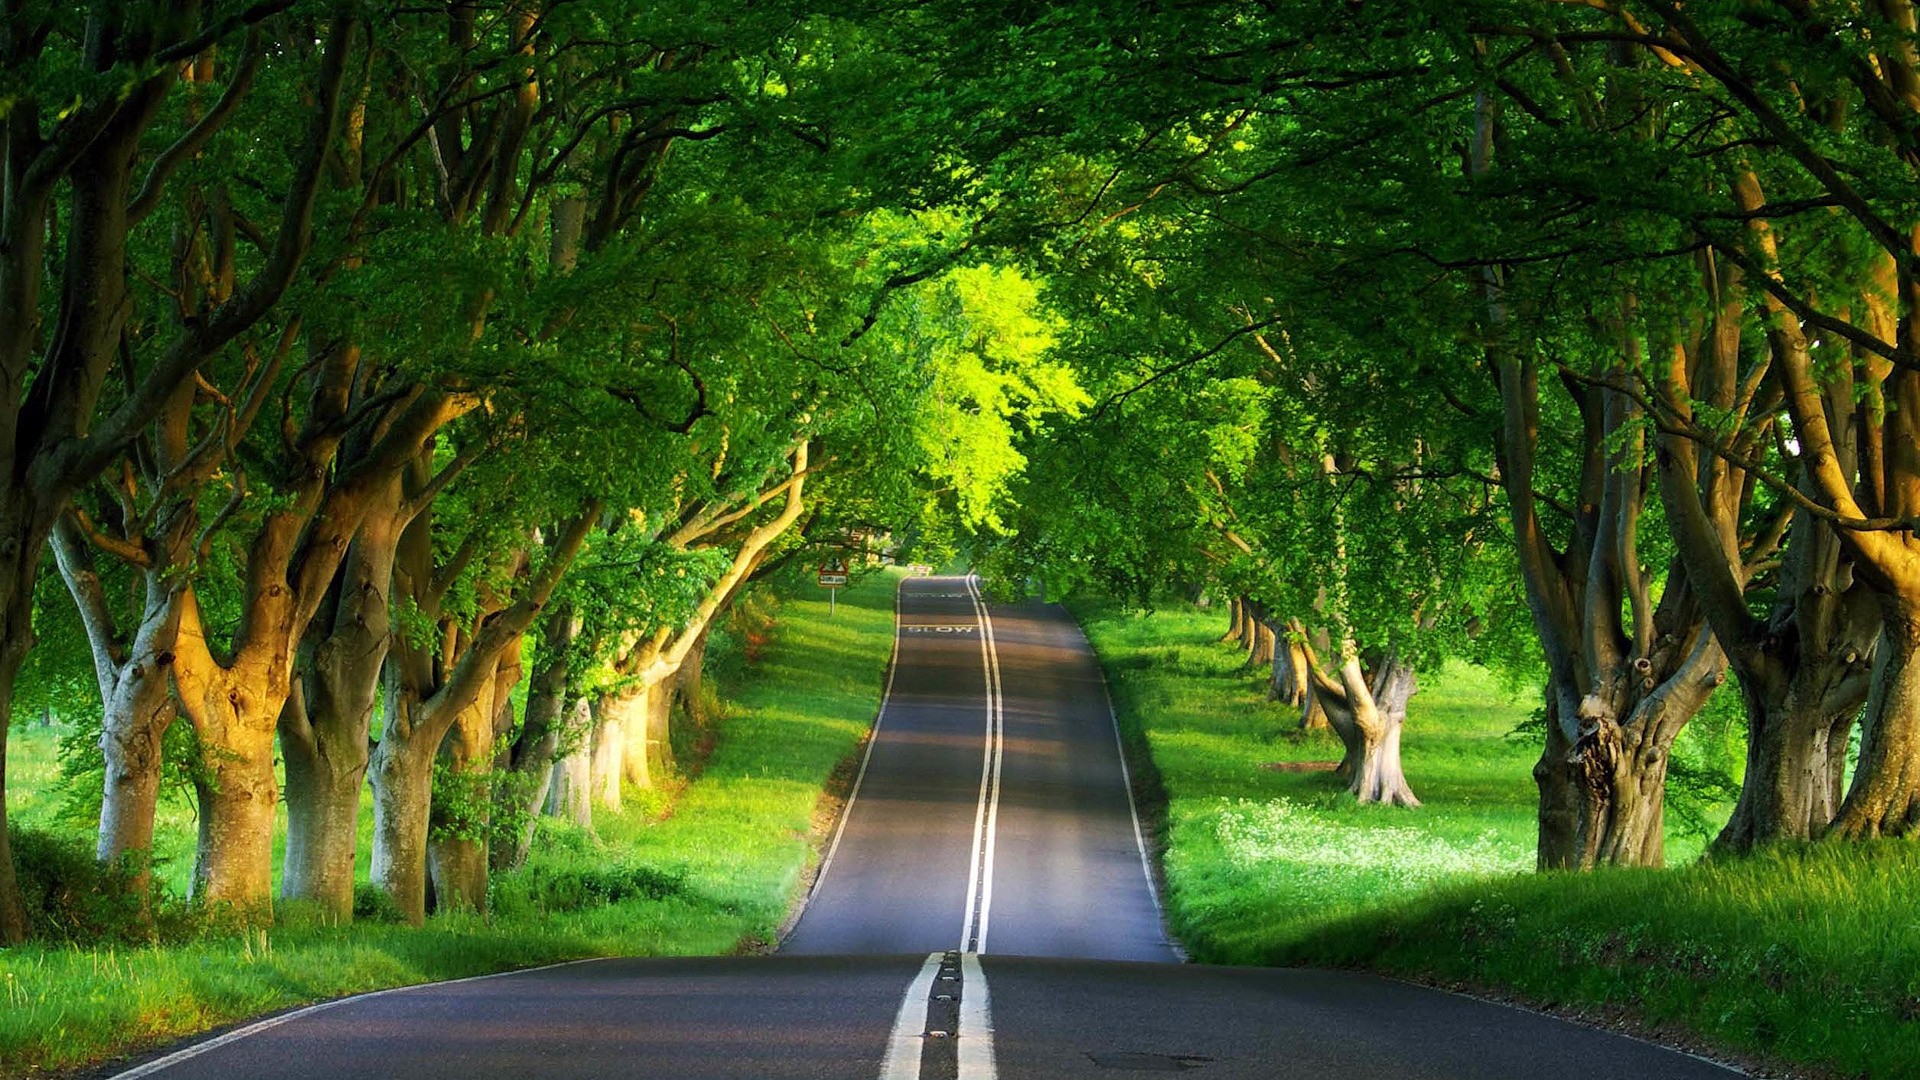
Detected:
left=782, top=575, right=1172, bottom=961
left=104, top=575, right=1739, bottom=1080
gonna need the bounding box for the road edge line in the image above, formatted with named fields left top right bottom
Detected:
left=101, top=956, right=609, bottom=1079
left=1081, top=617, right=1189, bottom=963
left=879, top=952, right=945, bottom=1080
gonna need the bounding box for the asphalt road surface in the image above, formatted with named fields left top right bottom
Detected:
left=104, top=575, right=1739, bottom=1080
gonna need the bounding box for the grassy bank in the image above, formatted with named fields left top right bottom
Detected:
left=0, top=569, right=898, bottom=1076
left=1077, top=598, right=1917, bottom=1078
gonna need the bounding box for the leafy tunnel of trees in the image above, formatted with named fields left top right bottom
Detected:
left=4, top=0, right=1920, bottom=943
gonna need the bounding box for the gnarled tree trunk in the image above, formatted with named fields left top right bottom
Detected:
left=53, top=524, right=185, bottom=881
left=1831, top=601, right=1920, bottom=837
left=545, top=698, right=597, bottom=830
left=279, top=482, right=404, bottom=918
left=181, top=650, right=286, bottom=916
left=496, top=605, right=581, bottom=870
left=1533, top=627, right=1725, bottom=869
left=428, top=649, right=520, bottom=912
left=1309, top=648, right=1420, bottom=807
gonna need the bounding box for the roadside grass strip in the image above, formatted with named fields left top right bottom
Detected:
left=0, top=568, right=900, bottom=1077
left=1075, top=596, right=1920, bottom=1080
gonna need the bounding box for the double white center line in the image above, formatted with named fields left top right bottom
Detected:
left=960, top=573, right=1005, bottom=955
left=880, top=951, right=997, bottom=1080
left=881, top=575, right=1005, bottom=1080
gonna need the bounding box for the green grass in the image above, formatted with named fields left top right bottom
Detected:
left=1077, top=597, right=1916, bottom=1078
left=0, top=568, right=899, bottom=1076
left=1289, top=843, right=1920, bottom=1078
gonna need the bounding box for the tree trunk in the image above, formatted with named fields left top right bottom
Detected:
left=1247, top=615, right=1277, bottom=668
left=1532, top=636, right=1722, bottom=870
left=618, top=679, right=676, bottom=791
left=427, top=655, right=515, bottom=913
left=590, top=694, right=625, bottom=809
left=279, top=714, right=363, bottom=922
left=496, top=608, right=579, bottom=870
left=674, top=629, right=710, bottom=727
left=1271, top=623, right=1327, bottom=731
left=1316, top=653, right=1420, bottom=808
left=52, top=518, right=188, bottom=887
left=1535, top=716, right=1669, bottom=869
left=279, top=482, right=402, bottom=918
left=96, top=665, right=176, bottom=879
left=1831, top=604, right=1920, bottom=837
left=547, top=698, right=596, bottom=829
left=1222, top=596, right=1248, bottom=644
left=0, top=573, right=35, bottom=942
left=189, top=713, right=279, bottom=917
left=1717, top=656, right=1872, bottom=849
left=369, top=733, right=436, bottom=925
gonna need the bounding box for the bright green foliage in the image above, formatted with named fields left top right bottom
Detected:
left=882, top=263, right=1087, bottom=534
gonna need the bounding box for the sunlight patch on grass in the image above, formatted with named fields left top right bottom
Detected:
left=1212, top=797, right=1530, bottom=907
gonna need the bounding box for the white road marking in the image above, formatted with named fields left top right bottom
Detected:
left=959, top=573, right=1005, bottom=954
left=972, top=578, right=1005, bottom=952
left=880, top=953, right=946, bottom=1080
left=1084, top=619, right=1188, bottom=961
left=958, top=952, right=998, bottom=1080
left=102, top=957, right=609, bottom=1079
left=803, top=575, right=906, bottom=908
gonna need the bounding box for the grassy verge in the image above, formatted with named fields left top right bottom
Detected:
left=1076, top=597, right=1917, bottom=1079
left=0, top=568, right=899, bottom=1077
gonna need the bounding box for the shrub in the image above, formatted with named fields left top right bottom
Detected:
left=493, top=859, right=692, bottom=916
left=11, top=826, right=192, bottom=943
left=352, top=882, right=407, bottom=925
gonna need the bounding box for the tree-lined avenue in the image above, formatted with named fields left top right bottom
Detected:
left=100, top=576, right=1737, bottom=1080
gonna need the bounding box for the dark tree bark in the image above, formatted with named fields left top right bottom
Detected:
left=279, top=479, right=407, bottom=919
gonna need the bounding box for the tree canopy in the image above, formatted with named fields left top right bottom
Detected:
left=6, top=0, right=1920, bottom=940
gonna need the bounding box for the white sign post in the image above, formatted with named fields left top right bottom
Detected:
left=818, top=563, right=849, bottom=616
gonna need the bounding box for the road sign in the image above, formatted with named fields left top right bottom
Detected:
left=818, top=562, right=848, bottom=616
